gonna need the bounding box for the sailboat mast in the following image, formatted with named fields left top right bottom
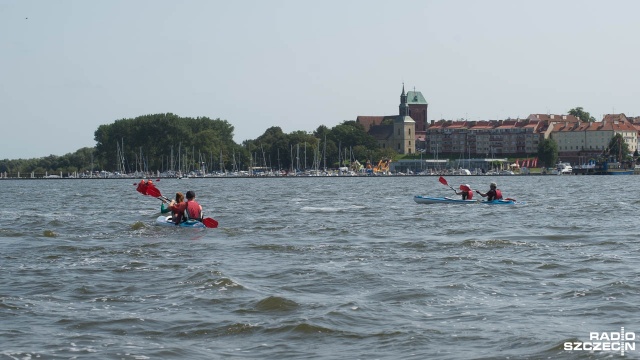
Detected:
left=323, top=135, right=327, bottom=171
left=296, top=143, right=300, bottom=172
left=219, top=149, right=224, bottom=174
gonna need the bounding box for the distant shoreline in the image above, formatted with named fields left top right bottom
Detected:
left=1, top=173, right=619, bottom=180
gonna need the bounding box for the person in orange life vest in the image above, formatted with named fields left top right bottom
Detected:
left=455, top=184, right=473, bottom=200
left=167, top=192, right=185, bottom=224
left=137, top=179, right=158, bottom=196
left=136, top=179, right=149, bottom=194
left=145, top=180, right=158, bottom=195
left=476, top=182, right=503, bottom=201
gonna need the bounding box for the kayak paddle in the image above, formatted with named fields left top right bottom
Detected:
left=141, top=183, right=171, bottom=203
left=438, top=176, right=457, bottom=193
left=202, top=218, right=219, bottom=228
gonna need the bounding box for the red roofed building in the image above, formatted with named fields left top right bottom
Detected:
left=355, top=116, right=386, bottom=133
left=550, top=114, right=638, bottom=163
left=355, top=85, right=417, bottom=154
left=527, top=114, right=581, bottom=123
left=425, top=118, right=544, bottom=157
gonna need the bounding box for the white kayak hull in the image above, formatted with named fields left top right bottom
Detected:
left=155, top=215, right=206, bottom=228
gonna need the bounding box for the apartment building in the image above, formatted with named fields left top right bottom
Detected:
left=424, top=114, right=640, bottom=161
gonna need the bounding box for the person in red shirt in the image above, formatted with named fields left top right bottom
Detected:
left=167, top=192, right=185, bottom=224
left=170, top=190, right=203, bottom=223
left=184, top=190, right=203, bottom=221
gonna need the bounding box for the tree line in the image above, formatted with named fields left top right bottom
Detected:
left=0, top=113, right=391, bottom=176
left=2, top=109, right=633, bottom=176
left=0, top=147, right=96, bottom=177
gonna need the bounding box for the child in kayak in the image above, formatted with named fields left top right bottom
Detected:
left=455, top=184, right=474, bottom=200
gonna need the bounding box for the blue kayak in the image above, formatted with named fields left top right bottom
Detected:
left=480, top=199, right=518, bottom=205
left=155, top=215, right=206, bottom=228
left=414, top=196, right=478, bottom=205
left=414, top=196, right=521, bottom=205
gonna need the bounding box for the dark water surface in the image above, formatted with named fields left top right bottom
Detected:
left=1, top=176, right=639, bottom=359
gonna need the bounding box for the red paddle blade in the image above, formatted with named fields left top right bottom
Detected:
left=203, top=218, right=218, bottom=228
left=438, top=176, right=448, bottom=186
left=460, top=185, right=471, bottom=192
left=145, top=186, right=162, bottom=198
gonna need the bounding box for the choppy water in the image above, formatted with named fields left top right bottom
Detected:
left=1, top=176, right=640, bottom=359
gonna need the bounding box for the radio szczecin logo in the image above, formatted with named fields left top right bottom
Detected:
left=565, top=328, right=636, bottom=356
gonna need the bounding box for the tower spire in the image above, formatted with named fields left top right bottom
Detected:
left=399, top=83, right=409, bottom=117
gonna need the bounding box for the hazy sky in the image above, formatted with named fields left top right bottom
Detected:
left=2, top=0, right=639, bottom=159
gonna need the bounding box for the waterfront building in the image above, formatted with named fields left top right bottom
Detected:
left=551, top=114, right=638, bottom=162
left=358, top=88, right=640, bottom=164
left=426, top=118, right=544, bottom=157
left=424, top=113, right=639, bottom=165
left=356, top=85, right=417, bottom=155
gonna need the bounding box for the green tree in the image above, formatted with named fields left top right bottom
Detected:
left=329, top=121, right=378, bottom=150
left=244, top=127, right=289, bottom=170
left=94, top=113, right=237, bottom=172
left=606, top=133, right=631, bottom=162
left=3, top=112, right=386, bottom=175
left=537, top=138, right=558, bottom=168
left=568, top=107, right=596, bottom=122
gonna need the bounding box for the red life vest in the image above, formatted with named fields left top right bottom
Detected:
left=495, top=189, right=503, bottom=199
left=466, top=190, right=474, bottom=200
left=136, top=180, right=147, bottom=194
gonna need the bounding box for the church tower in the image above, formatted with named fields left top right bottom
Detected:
left=394, top=84, right=415, bottom=154
left=400, top=84, right=410, bottom=117
left=406, top=87, right=428, bottom=133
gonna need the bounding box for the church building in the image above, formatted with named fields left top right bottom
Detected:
left=356, top=84, right=423, bottom=155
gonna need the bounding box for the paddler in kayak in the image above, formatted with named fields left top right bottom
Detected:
left=137, top=179, right=157, bottom=195
left=455, top=184, right=474, bottom=200
left=169, top=190, right=203, bottom=224
left=166, top=192, right=185, bottom=223
left=476, top=182, right=503, bottom=201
